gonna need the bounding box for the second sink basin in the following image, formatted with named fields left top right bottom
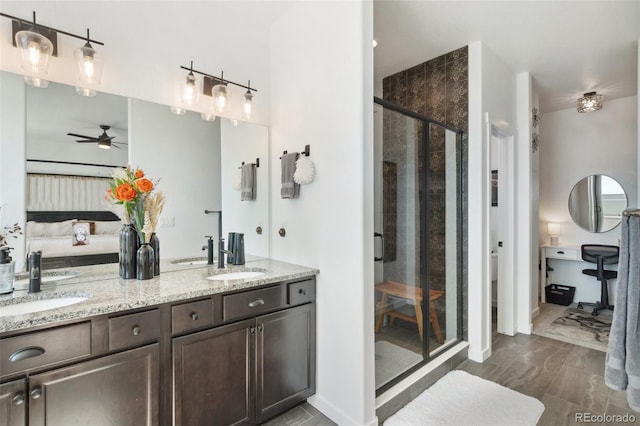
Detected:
left=0, top=296, right=89, bottom=318
left=206, top=271, right=265, bottom=281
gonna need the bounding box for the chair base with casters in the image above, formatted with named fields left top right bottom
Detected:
left=577, top=244, right=619, bottom=316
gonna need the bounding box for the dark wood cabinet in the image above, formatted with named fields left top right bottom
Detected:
left=173, top=290, right=316, bottom=426
left=173, top=318, right=254, bottom=426
left=0, top=379, right=26, bottom=426
left=28, top=344, right=159, bottom=426
left=257, top=303, right=315, bottom=423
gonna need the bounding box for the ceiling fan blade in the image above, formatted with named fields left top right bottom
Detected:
left=68, top=132, right=97, bottom=140
left=76, top=140, right=99, bottom=143
left=112, top=141, right=128, bottom=146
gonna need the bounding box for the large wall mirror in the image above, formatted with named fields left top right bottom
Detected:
left=568, top=174, right=627, bottom=233
left=2, top=71, right=269, bottom=270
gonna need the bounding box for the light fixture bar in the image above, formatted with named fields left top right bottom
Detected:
left=179, top=65, right=258, bottom=92
left=1, top=11, right=104, bottom=45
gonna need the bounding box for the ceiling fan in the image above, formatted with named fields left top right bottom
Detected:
left=67, top=125, right=126, bottom=150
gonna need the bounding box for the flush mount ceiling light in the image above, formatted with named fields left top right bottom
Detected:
left=577, top=91, right=603, bottom=113
left=2, top=11, right=104, bottom=92
left=178, top=64, right=258, bottom=119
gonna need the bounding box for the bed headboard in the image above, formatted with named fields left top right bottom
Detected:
left=26, top=211, right=120, bottom=222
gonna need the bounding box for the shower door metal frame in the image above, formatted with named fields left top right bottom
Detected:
left=374, top=97, right=465, bottom=395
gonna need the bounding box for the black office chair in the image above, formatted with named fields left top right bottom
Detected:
left=577, top=244, right=619, bottom=316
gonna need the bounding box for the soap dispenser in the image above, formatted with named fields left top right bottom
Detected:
left=0, top=247, right=15, bottom=294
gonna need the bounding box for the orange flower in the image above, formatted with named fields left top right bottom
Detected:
left=136, top=178, right=154, bottom=193
left=134, top=169, right=144, bottom=179
left=114, top=183, right=137, bottom=202
left=104, top=188, right=113, bottom=201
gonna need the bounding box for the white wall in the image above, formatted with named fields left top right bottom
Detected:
left=129, top=99, right=221, bottom=260
left=0, top=1, right=272, bottom=125
left=467, top=41, right=518, bottom=361
left=270, top=1, right=376, bottom=425
left=0, top=72, right=26, bottom=271
left=220, top=119, right=270, bottom=258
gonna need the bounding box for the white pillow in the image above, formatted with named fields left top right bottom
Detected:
left=26, top=220, right=75, bottom=239
left=93, top=220, right=123, bottom=235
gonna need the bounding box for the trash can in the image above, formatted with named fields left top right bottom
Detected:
left=545, top=284, right=576, bottom=306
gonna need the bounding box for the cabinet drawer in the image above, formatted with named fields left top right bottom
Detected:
left=172, top=299, right=214, bottom=334
left=1, top=322, right=91, bottom=377
left=223, top=286, right=283, bottom=322
left=288, top=279, right=315, bottom=306
left=546, top=248, right=579, bottom=260
left=109, top=309, right=160, bottom=350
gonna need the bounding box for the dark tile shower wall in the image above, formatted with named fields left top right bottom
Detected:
left=382, top=46, right=469, bottom=341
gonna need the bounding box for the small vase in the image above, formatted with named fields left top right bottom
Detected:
left=136, top=243, right=155, bottom=280
left=119, top=224, right=138, bottom=279
left=150, top=233, right=160, bottom=276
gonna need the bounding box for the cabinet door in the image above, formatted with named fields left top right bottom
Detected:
left=28, top=344, right=159, bottom=426
left=257, top=303, right=315, bottom=423
left=0, top=379, right=26, bottom=426
left=173, top=318, right=254, bottom=426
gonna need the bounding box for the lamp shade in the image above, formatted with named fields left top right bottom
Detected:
left=243, top=89, right=253, bottom=120
left=212, top=83, right=230, bottom=114
left=547, top=223, right=561, bottom=236
left=74, top=41, right=103, bottom=96
left=15, top=28, right=53, bottom=88
left=181, top=71, right=200, bottom=107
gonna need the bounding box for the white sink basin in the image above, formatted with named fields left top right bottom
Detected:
left=206, top=271, right=265, bottom=281
left=0, top=296, right=88, bottom=318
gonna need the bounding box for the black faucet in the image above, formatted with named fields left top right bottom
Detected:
left=218, top=238, right=234, bottom=268
left=203, top=236, right=214, bottom=265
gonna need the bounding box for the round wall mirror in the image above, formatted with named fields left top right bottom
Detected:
left=568, top=174, right=627, bottom=233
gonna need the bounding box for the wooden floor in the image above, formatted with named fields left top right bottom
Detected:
left=269, top=309, right=639, bottom=425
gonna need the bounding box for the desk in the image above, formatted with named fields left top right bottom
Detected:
left=374, top=281, right=444, bottom=344
left=539, top=245, right=581, bottom=303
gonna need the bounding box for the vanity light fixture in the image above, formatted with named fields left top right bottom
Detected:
left=243, top=80, right=254, bottom=120
left=181, top=61, right=200, bottom=107
left=177, top=64, right=258, bottom=118
left=577, top=91, right=603, bottom=113
left=74, top=28, right=103, bottom=97
left=2, top=11, right=104, bottom=91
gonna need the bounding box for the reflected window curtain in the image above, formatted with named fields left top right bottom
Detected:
left=588, top=175, right=603, bottom=232
left=27, top=174, right=111, bottom=211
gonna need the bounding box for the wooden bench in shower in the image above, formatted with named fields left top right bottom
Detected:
left=374, top=281, right=444, bottom=344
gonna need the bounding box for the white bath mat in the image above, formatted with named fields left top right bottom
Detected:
left=384, top=370, right=545, bottom=426
left=375, top=341, right=422, bottom=389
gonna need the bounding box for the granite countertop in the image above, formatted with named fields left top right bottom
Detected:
left=0, top=257, right=319, bottom=334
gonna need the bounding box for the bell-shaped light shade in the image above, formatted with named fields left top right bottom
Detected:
left=182, top=72, right=200, bottom=107
left=243, top=89, right=253, bottom=120
left=98, top=140, right=111, bottom=150
left=212, top=83, right=230, bottom=114
left=15, top=29, right=53, bottom=88
left=74, top=42, right=103, bottom=96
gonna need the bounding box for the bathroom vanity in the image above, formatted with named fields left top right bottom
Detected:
left=0, top=259, right=318, bottom=426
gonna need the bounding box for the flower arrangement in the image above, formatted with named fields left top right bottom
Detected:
left=0, top=204, right=22, bottom=248
left=105, top=166, right=166, bottom=243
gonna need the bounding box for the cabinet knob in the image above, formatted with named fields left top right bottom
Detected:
left=298, top=289, right=307, bottom=296
left=12, top=391, right=25, bottom=405
left=257, top=324, right=264, bottom=332
left=30, top=386, right=42, bottom=400
left=250, top=326, right=256, bottom=335
left=132, top=325, right=142, bottom=336
left=190, top=312, right=199, bottom=321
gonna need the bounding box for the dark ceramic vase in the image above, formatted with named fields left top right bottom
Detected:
left=136, top=243, right=155, bottom=280
left=150, top=233, right=160, bottom=276
left=119, top=224, right=138, bottom=279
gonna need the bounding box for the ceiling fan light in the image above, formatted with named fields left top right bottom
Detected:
left=577, top=91, right=603, bottom=113
left=97, top=139, right=111, bottom=149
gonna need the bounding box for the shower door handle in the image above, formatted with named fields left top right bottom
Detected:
left=374, top=232, right=385, bottom=262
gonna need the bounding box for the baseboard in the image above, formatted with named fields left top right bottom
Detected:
left=467, top=344, right=491, bottom=362
left=531, top=306, right=540, bottom=318
left=307, top=394, right=378, bottom=426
